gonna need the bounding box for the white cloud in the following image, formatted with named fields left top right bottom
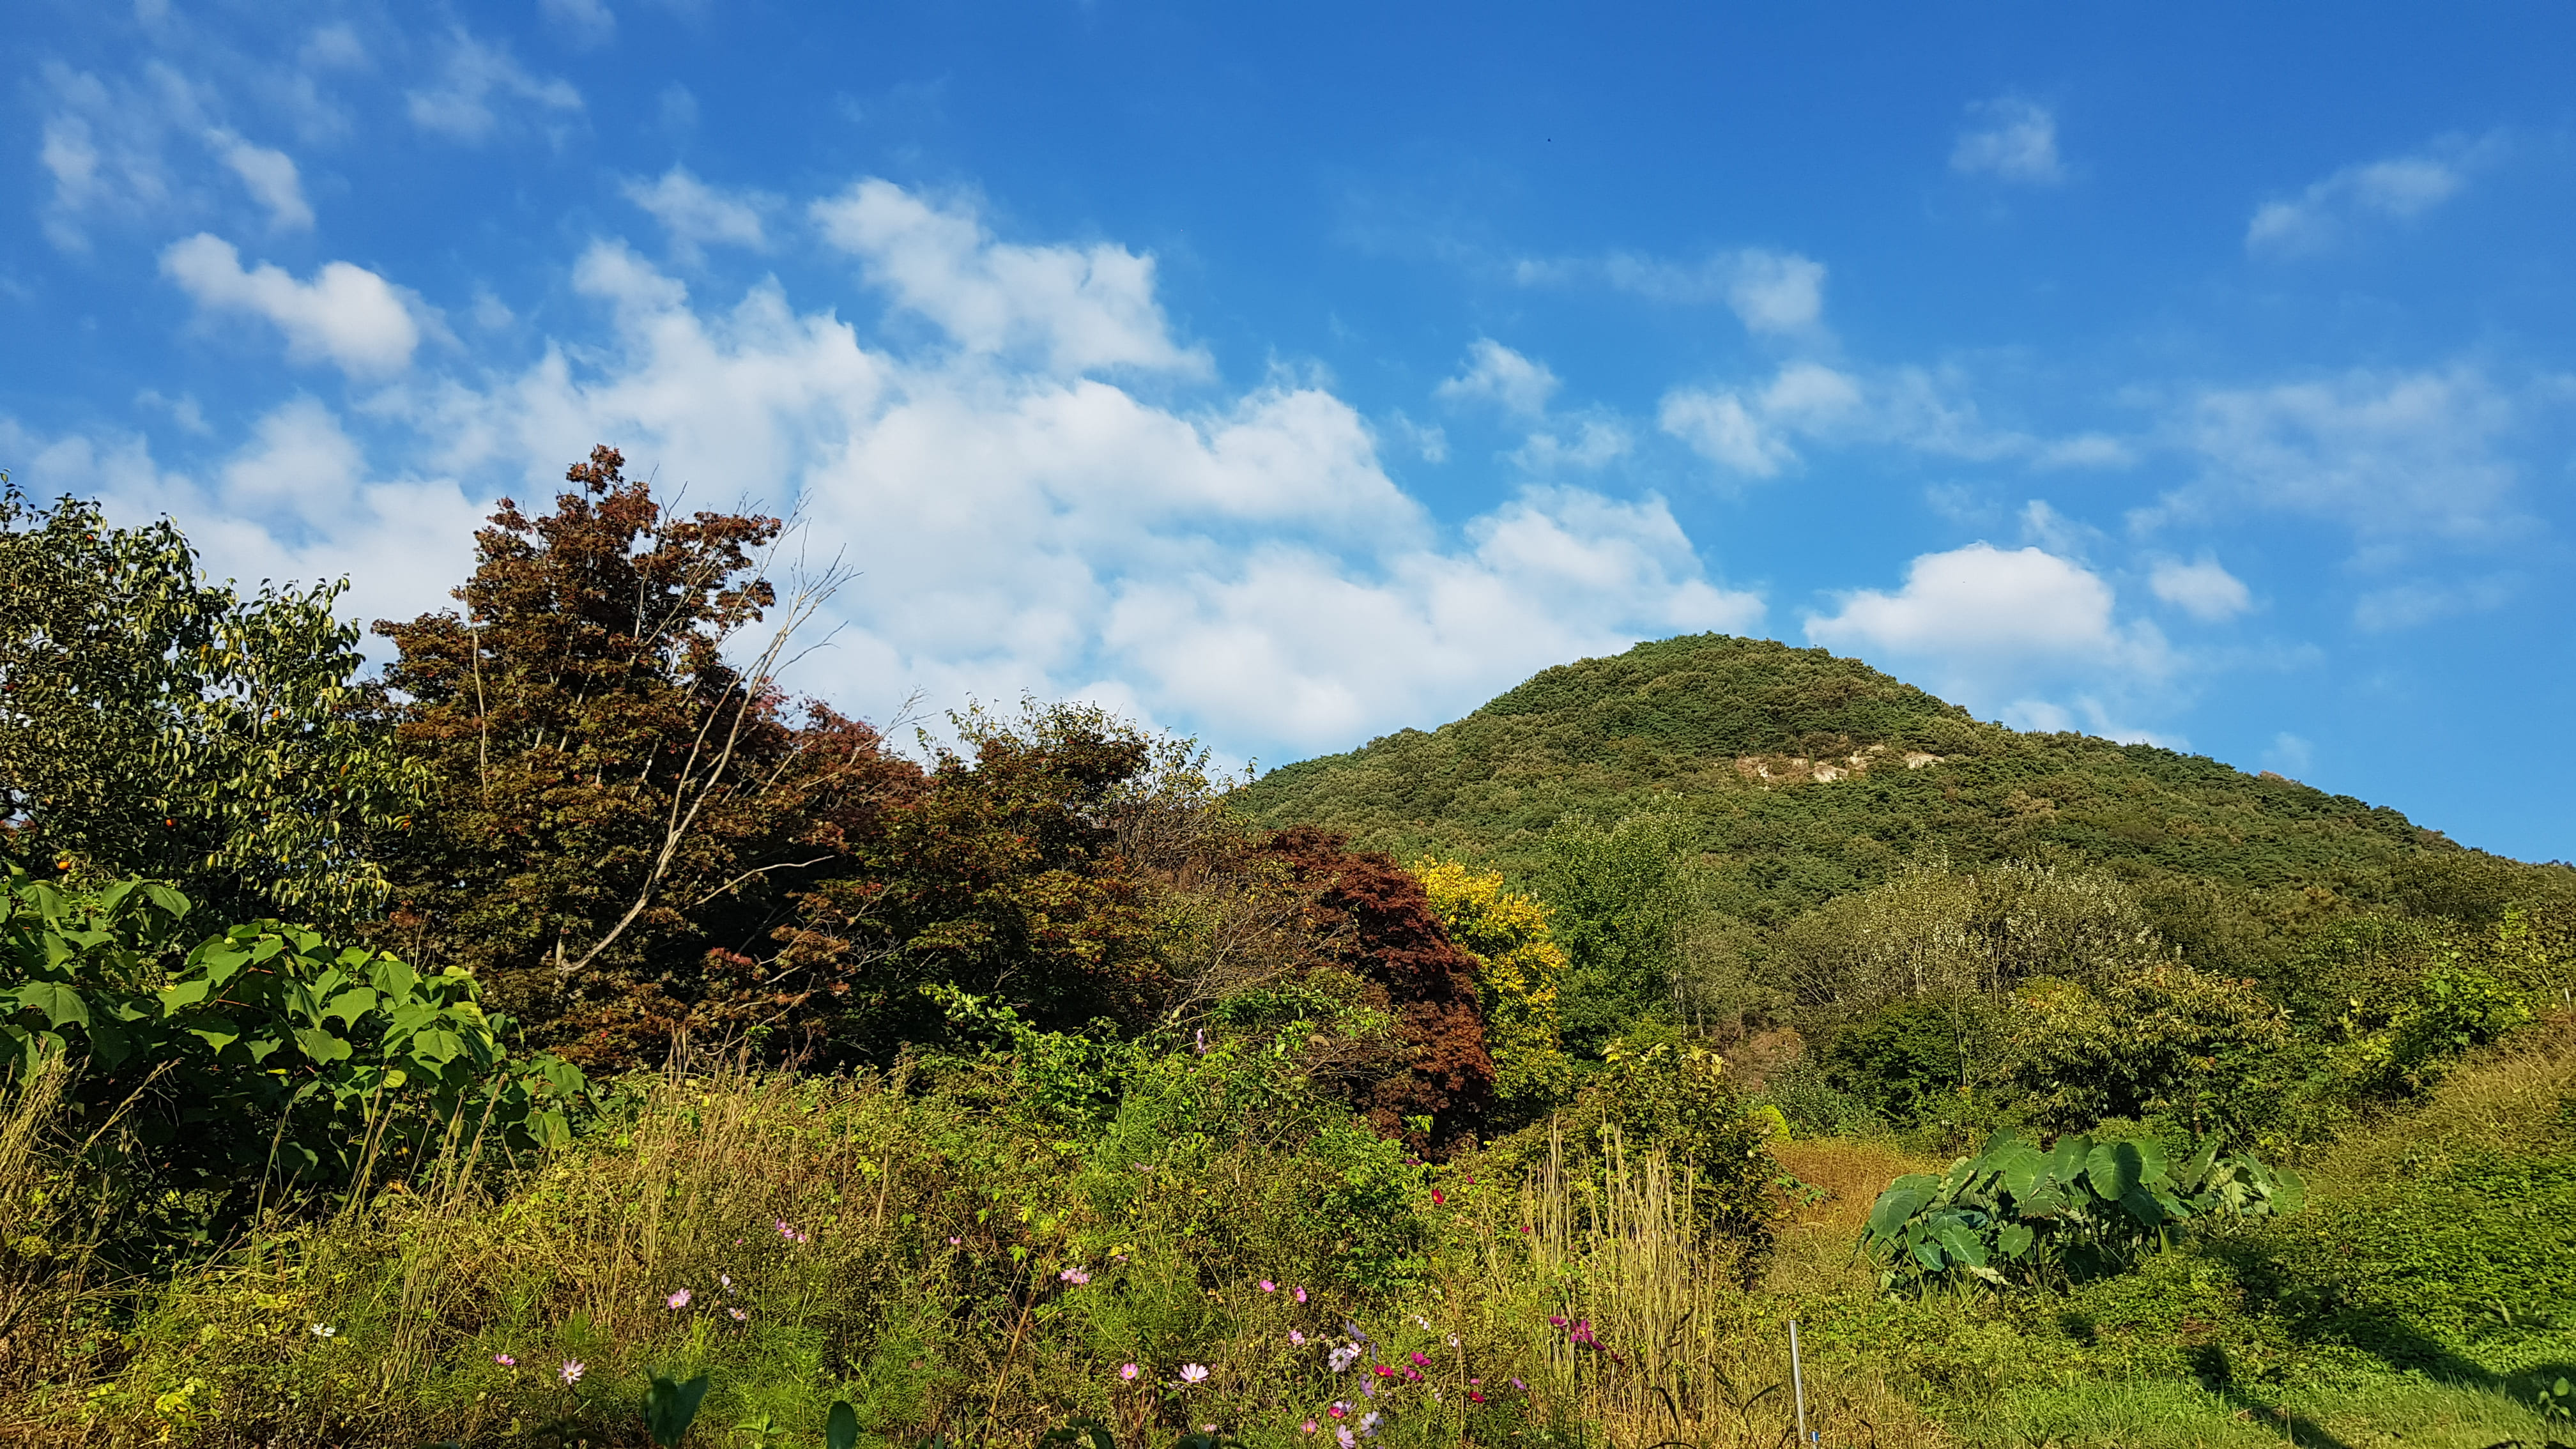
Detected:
left=2246, top=139, right=2494, bottom=256
left=624, top=167, right=771, bottom=257
left=1528, top=247, right=1829, bottom=335
left=2164, top=367, right=2522, bottom=542
left=2350, top=576, right=2515, bottom=632
left=1659, top=387, right=1792, bottom=477
left=206, top=130, right=312, bottom=231
left=261, top=181, right=1750, bottom=757
left=2147, top=556, right=2252, bottom=622
left=160, top=233, right=421, bottom=375
left=1436, top=339, right=1560, bottom=417
left=1805, top=542, right=2174, bottom=737
left=1722, top=250, right=1828, bottom=334
left=1511, top=418, right=1632, bottom=472
left=1951, top=98, right=2065, bottom=185
left=540, top=0, right=617, bottom=47
left=2262, top=733, right=2313, bottom=776
left=406, top=31, right=583, bottom=143
left=812, top=180, right=1208, bottom=376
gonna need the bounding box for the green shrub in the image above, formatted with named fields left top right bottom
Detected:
left=1861, top=1127, right=2304, bottom=1293
left=0, top=869, right=586, bottom=1247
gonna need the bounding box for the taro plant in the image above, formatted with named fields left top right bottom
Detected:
left=642, top=1370, right=713, bottom=1447
left=0, top=868, right=590, bottom=1246
left=1860, top=1126, right=2304, bottom=1292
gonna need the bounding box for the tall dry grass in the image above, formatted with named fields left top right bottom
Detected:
left=1499, top=1128, right=1946, bottom=1449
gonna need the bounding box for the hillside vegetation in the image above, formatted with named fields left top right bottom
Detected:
left=5, top=466, right=2574, bottom=1448
left=1239, top=632, right=2569, bottom=970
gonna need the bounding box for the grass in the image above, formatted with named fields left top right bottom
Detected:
left=4, top=1022, right=2570, bottom=1448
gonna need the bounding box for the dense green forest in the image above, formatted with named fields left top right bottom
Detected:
left=3, top=458, right=2572, bottom=1449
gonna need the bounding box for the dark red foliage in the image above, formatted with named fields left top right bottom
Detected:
left=1259, top=826, right=1495, bottom=1151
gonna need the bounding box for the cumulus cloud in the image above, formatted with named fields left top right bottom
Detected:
left=86, top=180, right=1755, bottom=759
left=2246, top=137, right=2496, bottom=256
left=1436, top=339, right=1560, bottom=417
left=1805, top=542, right=2173, bottom=739
left=813, top=180, right=1209, bottom=376
left=2147, top=556, right=2253, bottom=622
left=206, top=129, right=312, bottom=231
left=160, top=234, right=420, bottom=375
left=623, top=166, right=772, bottom=257
left=406, top=30, right=583, bottom=143
left=2163, top=367, right=2524, bottom=542
left=1951, top=98, right=2065, bottom=185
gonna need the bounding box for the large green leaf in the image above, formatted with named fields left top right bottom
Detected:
left=291, top=1025, right=353, bottom=1064
left=12, top=981, right=91, bottom=1030
left=1866, top=1176, right=1937, bottom=1238
left=1935, top=1220, right=1989, bottom=1269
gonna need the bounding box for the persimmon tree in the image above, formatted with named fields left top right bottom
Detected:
left=371, top=447, right=908, bottom=1064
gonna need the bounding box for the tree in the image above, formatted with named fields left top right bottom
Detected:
left=371, top=447, right=907, bottom=1065
left=774, top=702, right=1175, bottom=1056
left=1411, top=857, right=1572, bottom=1119
left=0, top=484, right=417, bottom=926
left=1540, top=811, right=1705, bottom=1056
left=1259, top=827, right=1494, bottom=1149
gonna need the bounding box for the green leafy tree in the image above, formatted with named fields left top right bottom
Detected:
left=0, top=484, right=418, bottom=926
left=1540, top=811, right=1705, bottom=1056
left=2006, top=964, right=2297, bottom=1144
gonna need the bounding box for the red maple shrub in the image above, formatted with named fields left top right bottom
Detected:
left=1259, top=826, right=1496, bottom=1151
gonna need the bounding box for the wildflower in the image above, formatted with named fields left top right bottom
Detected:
left=1337, top=1429, right=1356, bottom=1449
left=720, top=1273, right=732, bottom=1290
left=1294, top=1286, right=1308, bottom=1303
left=1202, top=1427, right=1217, bottom=1436
left=561, top=1360, right=586, bottom=1386
left=1409, top=1352, right=1429, bottom=1368
left=1409, top=1314, right=1432, bottom=1331
left=1547, top=1315, right=1567, bottom=1328
left=1303, top=1422, right=1319, bottom=1436
left=1344, top=1320, right=1370, bottom=1344
left=1468, top=1392, right=1487, bottom=1405
left=1059, top=1267, right=1092, bottom=1285
left=1430, top=1189, right=1445, bottom=1206
left=1328, top=1345, right=1361, bottom=1372
left=1328, top=1404, right=1350, bottom=1420
left=1260, top=1279, right=1277, bottom=1292
left=1194, top=1028, right=1208, bottom=1054
left=1512, top=1377, right=1528, bottom=1391
left=1446, top=1333, right=1460, bottom=1349
left=1372, top=1365, right=1395, bottom=1378
left=728, top=1307, right=748, bottom=1322
left=1120, top=1364, right=1140, bottom=1381
left=1360, top=1379, right=1376, bottom=1399
left=948, top=1236, right=963, bottom=1246
left=1290, top=1330, right=1307, bottom=1346
left=667, top=1289, right=693, bottom=1310
left=309, top=1324, right=337, bottom=1338
left=494, top=1354, right=517, bottom=1367
left=1179, top=1363, right=1210, bottom=1384
left=1402, top=1368, right=1422, bottom=1383
left=1360, top=1412, right=1382, bottom=1436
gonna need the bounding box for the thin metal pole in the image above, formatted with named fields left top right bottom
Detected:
left=1790, top=1317, right=1811, bottom=1445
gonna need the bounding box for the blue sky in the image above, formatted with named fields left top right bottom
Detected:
left=8, top=3, right=2575, bottom=861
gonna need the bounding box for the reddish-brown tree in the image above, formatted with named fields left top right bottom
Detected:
left=371, top=447, right=914, bottom=1065
left=1259, top=826, right=1496, bottom=1150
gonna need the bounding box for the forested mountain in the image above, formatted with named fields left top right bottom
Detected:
left=1238, top=633, right=2571, bottom=979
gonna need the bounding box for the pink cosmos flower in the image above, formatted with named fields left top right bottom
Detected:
left=1337, top=1430, right=1356, bottom=1449
left=1294, top=1287, right=1308, bottom=1303
left=728, top=1307, right=748, bottom=1322
left=1290, top=1330, right=1307, bottom=1346
left=1431, top=1188, right=1445, bottom=1206
left=667, top=1289, right=693, bottom=1310
left=560, top=1360, right=586, bottom=1386
left=494, top=1354, right=516, bottom=1367
left=1409, top=1353, right=1429, bottom=1368
left=1059, top=1267, right=1092, bottom=1285
left=1259, top=1279, right=1276, bottom=1292
left=1328, top=1404, right=1349, bottom=1420
left=1302, top=1422, right=1318, bottom=1436
left=1178, top=1363, right=1210, bottom=1384
left=948, top=1236, right=963, bottom=1246
left=1120, top=1363, right=1140, bottom=1381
